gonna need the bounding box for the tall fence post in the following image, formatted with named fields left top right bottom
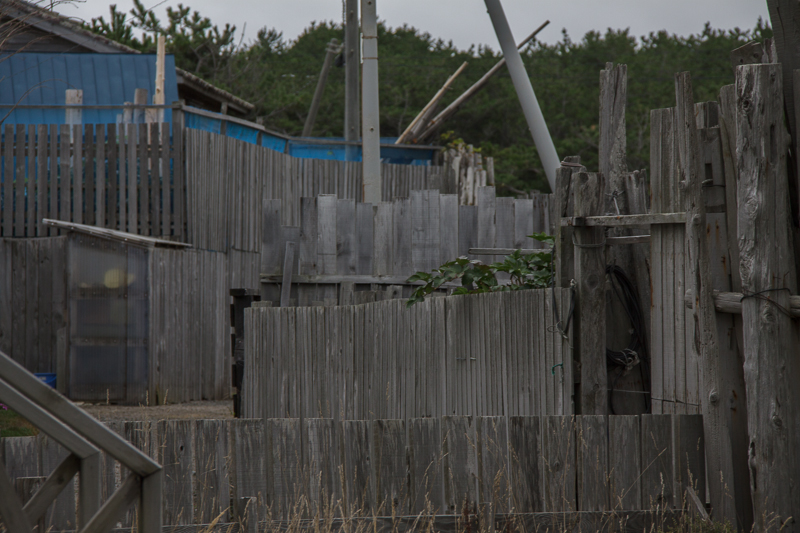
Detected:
left=573, top=172, right=607, bottom=415
left=736, top=63, right=800, bottom=530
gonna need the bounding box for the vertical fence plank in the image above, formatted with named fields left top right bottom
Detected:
left=59, top=124, right=69, bottom=225
left=542, top=415, right=576, bottom=512
left=95, top=124, right=106, bottom=228
left=1, top=125, right=11, bottom=236
left=509, top=416, right=543, bottom=512
left=337, top=198, right=356, bottom=275
left=231, top=419, right=267, bottom=519
left=72, top=124, right=82, bottom=226
left=608, top=415, right=641, bottom=510
left=25, top=125, right=35, bottom=236
left=86, top=124, right=97, bottom=228
left=356, top=201, right=374, bottom=276
left=14, top=124, right=25, bottom=235
left=408, top=417, right=444, bottom=515
left=36, top=125, right=46, bottom=235
left=442, top=415, right=477, bottom=515
left=477, top=415, right=509, bottom=512
left=342, top=420, right=373, bottom=516
left=193, top=419, right=230, bottom=524
left=156, top=420, right=194, bottom=525
left=267, top=418, right=301, bottom=521
left=317, top=194, right=337, bottom=274
left=577, top=415, right=609, bottom=511
left=673, top=414, right=706, bottom=508
left=640, top=414, right=674, bottom=508
left=373, top=202, right=393, bottom=276
left=393, top=197, right=412, bottom=276
left=127, top=124, right=138, bottom=233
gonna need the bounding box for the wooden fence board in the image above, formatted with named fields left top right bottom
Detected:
left=193, top=419, right=230, bottom=524
left=577, top=415, right=609, bottom=511
left=508, top=416, right=543, bottom=513
left=442, top=416, right=477, bottom=515
left=640, top=414, right=674, bottom=508
left=609, top=415, right=641, bottom=510
left=542, top=416, right=576, bottom=512
left=477, top=416, right=509, bottom=513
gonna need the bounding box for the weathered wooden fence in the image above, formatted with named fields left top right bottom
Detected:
left=244, top=289, right=572, bottom=420
left=0, top=237, right=66, bottom=375
left=184, top=129, right=441, bottom=247
left=0, top=123, right=184, bottom=239
left=0, top=413, right=705, bottom=530
left=260, top=188, right=553, bottom=306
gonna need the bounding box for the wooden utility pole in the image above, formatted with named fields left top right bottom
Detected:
left=395, top=61, right=468, bottom=145
left=152, top=34, right=166, bottom=124
left=344, top=0, right=360, bottom=157
left=736, top=63, right=800, bottom=532
left=361, top=0, right=381, bottom=204
left=416, top=20, right=549, bottom=145
left=303, top=39, right=341, bottom=137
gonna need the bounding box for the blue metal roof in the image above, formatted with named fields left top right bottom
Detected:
left=0, top=53, right=179, bottom=124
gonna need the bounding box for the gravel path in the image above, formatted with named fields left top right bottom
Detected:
left=80, top=400, right=234, bottom=422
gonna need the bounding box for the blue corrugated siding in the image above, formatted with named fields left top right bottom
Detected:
left=0, top=53, right=179, bottom=124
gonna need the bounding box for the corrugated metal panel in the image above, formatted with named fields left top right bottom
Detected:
left=0, top=53, right=179, bottom=125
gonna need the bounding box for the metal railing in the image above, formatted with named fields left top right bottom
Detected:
left=0, top=349, right=162, bottom=532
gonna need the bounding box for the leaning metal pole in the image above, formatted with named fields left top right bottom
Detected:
left=483, top=0, right=559, bottom=191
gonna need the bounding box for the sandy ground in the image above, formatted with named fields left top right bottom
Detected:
left=80, top=400, right=234, bottom=422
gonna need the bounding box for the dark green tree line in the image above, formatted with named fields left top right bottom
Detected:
left=87, top=3, right=771, bottom=193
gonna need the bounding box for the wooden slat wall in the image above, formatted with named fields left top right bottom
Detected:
left=149, top=248, right=230, bottom=404
left=1, top=413, right=705, bottom=523
left=0, top=124, right=181, bottom=239
left=184, top=129, right=443, bottom=235
left=0, top=237, right=67, bottom=374
left=261, top=188, right=553, bottom=286
left=649, top=108, right=699, bottom=415
left=244, top=289, right=572, bottom=421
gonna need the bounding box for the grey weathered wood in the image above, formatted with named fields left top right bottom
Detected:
left=0, top=463, right=34, bottom=532
left=371, top=420, right=408, bottom=514
left=13, top=125, right=25, bottom=235
left=442, top=416, right=477, bottom=514
left=573, top=172, right=606, bottom=415
left=508, top=416, right=543, bottom=513
left=356, top=202, right=374, bottom=275
left=337, top=198, right=357, bottom=274
left=280, top=241, right=296, bottom=307
left=477, top=187, right=497, bottom=263
left=79, top=472, right=141, bottom=533
left=1, top=125, right=12, bottom=236
left=542, top=416, right=576, bottom=512
left=392, top=198, right=412, bottom=276
left=673, top=414, right=706, bottom=507
left=458, top=205, right=477, bottom=260
left=230, top=419, right=266, bottom=520
left=192, top=420, right=230, bottom=524
left=676, top=71, right=733, bottom=523
left=736, top=63, right=800, bottom=529
left=561, top=212, right=685, bottom=227
left=374, top=202, right=393, bottom=276
left=37, top=125, right=47, bottom=235
left=22, top=452, right=79, bottom=525
left=577, top=415, right=608, bottom=511
left=341, top=420, right=373, bottom=515
left=408, top=418, right=444, bottom=514
left=608, top=415, right=640, bottom=510
left=156, top=420, right=194, bottom=525
left=477, top=416, right=509, bottom=513
left=439, top=194, right=459, bottom=264
left=267, top=418, right=300, bottom=520
left=640, top=414, right=673, bottom=509
left=39, top=434, right=76, bottom=528
left=317, top=195, right=337, bottom=275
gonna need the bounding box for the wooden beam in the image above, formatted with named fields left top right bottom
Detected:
left=573, top=172, right=607, bottom=415
left=23, top=453, right=80, bottom=524
left=0, top=376, right=98, bottom=458
left=684, top=289, right=800, bottom=317
left=736, top=63, right=800, bottom=528
left=0, top=459, right=33, bottom=532
left=0, top=350, right=161, bottom=477
left=561, top=212, right=685, bottom=227
left=77, top=473, right=140, bottom=533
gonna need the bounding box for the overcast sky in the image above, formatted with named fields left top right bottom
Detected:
left=56, top=0, right=769, bottom=50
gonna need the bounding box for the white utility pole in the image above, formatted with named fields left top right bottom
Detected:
left=483, top=0, right=559, bottom=191
left=361, top=0, right=381, bottom=204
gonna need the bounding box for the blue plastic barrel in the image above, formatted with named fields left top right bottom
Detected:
left=34, top=373, right=56, bottom=389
